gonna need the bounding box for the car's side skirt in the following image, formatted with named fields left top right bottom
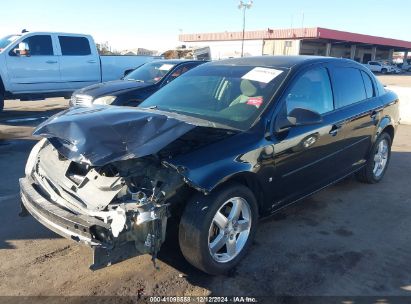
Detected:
left=266, top=165, right=365, bottom=217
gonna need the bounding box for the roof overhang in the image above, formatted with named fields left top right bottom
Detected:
left=179, top=27, right=411, bottom=50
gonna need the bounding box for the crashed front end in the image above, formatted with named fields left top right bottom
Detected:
left=19, top=106, right=208, bottom=269
left=21, top=140, right=185, bottom=269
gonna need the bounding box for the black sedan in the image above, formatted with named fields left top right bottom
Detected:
left=21, top=56, right=399, bottom=275
left=69, top=59, right=206, bottom=107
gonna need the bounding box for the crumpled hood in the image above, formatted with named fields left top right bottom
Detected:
left=33, top=106, right=199, bottom=166
left=76, top=80, right=152, bottom=98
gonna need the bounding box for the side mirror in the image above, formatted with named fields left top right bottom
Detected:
left=122, top=68, right=136, bottom=79
left=275, top=108, right=323, bottom=132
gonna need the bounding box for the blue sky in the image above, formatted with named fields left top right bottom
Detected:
left=0, top=0, right=410, bottom=51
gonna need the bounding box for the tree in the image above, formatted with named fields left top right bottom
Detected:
left=96, top=41, right=119, bottom=55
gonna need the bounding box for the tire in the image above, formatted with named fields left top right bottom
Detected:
left=356, top=132, right=392, bottom=184
left=179, top=182, right=258, bottom=275
left=381, top=68, right=387, bottom=74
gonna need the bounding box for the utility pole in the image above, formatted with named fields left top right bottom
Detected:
left=238, top=0, right=253, bottom=57
left=301, top=11, right=305, bottom=29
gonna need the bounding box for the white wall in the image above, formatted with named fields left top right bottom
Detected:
left=183, top=40, right=263, bottom=60
left=263, top=40, right=300, bottom=56
left=387, top=86, right=411, bottom=125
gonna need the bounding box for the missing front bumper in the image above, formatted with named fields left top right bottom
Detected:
left=19, top=176, right=167, bottom=270
left=20, top=177, right=108, bottom=247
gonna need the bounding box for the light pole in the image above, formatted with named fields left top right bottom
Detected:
left=238, top=0, right=253, bottom=57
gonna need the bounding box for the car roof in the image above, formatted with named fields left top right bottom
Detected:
left=208, top=55, right=356, bottom=69
left=18, top=31, right=93, bottom=37
left=152, top=59, right=207, bottom=65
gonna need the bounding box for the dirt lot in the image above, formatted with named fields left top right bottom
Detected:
left=378, top=73, right=411, bottom=87
left=1, top=76, right=411, bottom=300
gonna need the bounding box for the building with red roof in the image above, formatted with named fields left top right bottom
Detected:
left=179, top=27, right=411, bottom=63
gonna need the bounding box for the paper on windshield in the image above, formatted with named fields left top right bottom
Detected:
left=241, top=67, right=283, bottom=83
left=159, top=64, right=175, bottom=71
left=246, top=96, right=263, bottom=108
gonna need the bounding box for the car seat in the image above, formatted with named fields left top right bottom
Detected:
left=229, top=79, right=261, bottom=107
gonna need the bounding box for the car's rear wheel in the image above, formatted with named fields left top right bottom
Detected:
left=179, top=182, right=258, bottom=275
left=381, top=68, right=387, bottom=74
left=356, top=132, right=392, bottom=183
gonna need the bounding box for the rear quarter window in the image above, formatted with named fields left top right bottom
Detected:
left=361, top=71, right=375, bottom=99
left=375, top=77, right=386, bottom=95
left=59, top=36, right=91, bottom=56
left=332, top=67, right=367, bottom=108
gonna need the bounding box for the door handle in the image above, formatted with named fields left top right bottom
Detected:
left=87, top=60, right=97, bottom=63
left=46, top=60, right=58, bottom=64
left=329, top=124, right=342, bottom=136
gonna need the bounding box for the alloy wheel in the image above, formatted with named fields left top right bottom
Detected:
left=373, top=138, right=389, bottom=177
left=208, top=197, right=252, bottom=263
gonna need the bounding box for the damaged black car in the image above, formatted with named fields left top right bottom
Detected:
left=20, top=56, right=400, bottom=275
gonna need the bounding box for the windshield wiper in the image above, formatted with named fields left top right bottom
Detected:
left=140, top=105, right=160, bottom=110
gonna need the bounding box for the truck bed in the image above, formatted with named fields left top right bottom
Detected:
left=100, top=55, right=161, bottom=82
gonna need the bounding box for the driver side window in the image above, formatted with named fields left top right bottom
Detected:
left=286, top=67, right=333, bottom=115
left=13, top=35, right=53, bottom=56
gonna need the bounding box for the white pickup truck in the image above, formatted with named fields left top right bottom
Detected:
left=0, top=31, right=159, bottom=111
left=364, top=61, right=395, bottom=74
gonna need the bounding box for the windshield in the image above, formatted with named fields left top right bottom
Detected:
left=124, top=61, right=176, bottom=84
left=0, top=35, right=20, bottom=51
left=139, top=64, right=289, bottom=130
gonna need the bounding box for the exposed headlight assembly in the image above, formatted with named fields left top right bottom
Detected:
left=25, top=139, right=47, bottom=176
left=93, top=96, right=117, bottom=105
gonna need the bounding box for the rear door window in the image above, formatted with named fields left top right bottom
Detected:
left=332, top=67, right=367, bottom=108
left=58, top=36, right=91, bottom=55
left=285, top=67, right=334, bottom=115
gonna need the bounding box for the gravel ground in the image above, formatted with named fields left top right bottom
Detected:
left=378, top=73, right=411, bottom=87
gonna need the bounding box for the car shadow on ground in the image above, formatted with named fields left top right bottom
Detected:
left=154, top=192, right=336, bottom=294
left=155, top=150, right=411, bottom=296
left=0, top=205, right=61, bottom=250
left=0, top=138, right=61, bottom=249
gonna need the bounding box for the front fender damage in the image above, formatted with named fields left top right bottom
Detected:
left=28, top=106, right=227, bottom=269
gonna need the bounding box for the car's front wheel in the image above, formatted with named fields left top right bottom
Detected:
left=357, top=132, right=392, bottom=183
left=381, top=68, right=387, bottom=74
left=179, top=182, right=258, bottom=275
